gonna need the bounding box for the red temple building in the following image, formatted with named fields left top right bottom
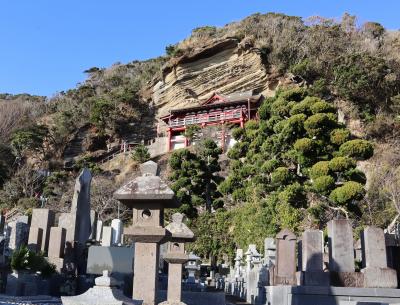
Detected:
left=159, top=90, right=263, bottom=151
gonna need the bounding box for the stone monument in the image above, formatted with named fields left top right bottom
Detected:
left=114, top=160, right=180, bottom=305
left=8, top=216, right=29, bottom=251
left=160, top=213, right=194, bottom=305
left=328, top=219, right=362, bottom=287
left=299, top=229, right=329, bottom=286
left=111, top=219, right=123, bottom=246
left=71, top=168, right=92, bottom=244
left=272, top=229, right=297, bottom=285
left=361, top=226, right=397, bottom=288
left=264, top=238, right=276, bottom=267
left=28, top=208, right=55, bottom=253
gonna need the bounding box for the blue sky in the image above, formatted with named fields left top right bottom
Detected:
left=0, top=0, right=399, bottom=97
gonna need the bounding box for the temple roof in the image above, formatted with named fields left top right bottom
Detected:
left=159, top=91, right=262, bottom=120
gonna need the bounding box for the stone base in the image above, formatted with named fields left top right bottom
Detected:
left=297, top=271, right=330, bottom=286
left=272, top=275, right=297, bottom=286
left=157, top=290, right=225, bottom=305
left=159, top=301, right=187, bottom=305
left=5, top=272, right=42, bottom=296
left=266, top=285, right=400, bottom=305
left=62, top=286, right=140, bottom=305
left=5, top=273, right=24, bottom=296
left=362, top=267, right=397, bottom=288
left=330, top=272, right=364, bottom=287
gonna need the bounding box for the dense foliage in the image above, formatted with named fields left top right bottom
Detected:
left=197, top=89, right=374, bottom=257
left=131, top=144, right=150, bottom=163
left=168, top=139, right=223, bottom=217
left=11, top=246, right=56, bottom=277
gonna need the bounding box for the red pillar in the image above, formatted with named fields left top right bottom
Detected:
left=240, top=117, right=244, bottom=128
left=167, top=128, right=172, bottom=151
left=184, top=128, right=189, bottom=147
left=240, top=109, right=244, bottom=128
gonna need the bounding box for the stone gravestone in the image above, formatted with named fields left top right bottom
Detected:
left=71, top=168, right=92, bottom=244
left=0, top=214, right=5, bottom=235
left=111, top=219, right=123, bottom=246
left=8, top=216, right=29, bottom=251
left=300, top=229, right=329, bottom=286
left=47, top=227, right=66, bottom=272
left=59, top=168, right=92, bottom=275
left=27, top=227, right=43, bottom=252
left=29, top=208, right=55, bottom=253
left=114, top=160, right=180, bottom=305
left=159, top=213, right=194, bottom=305
left=86, top=245, right=134, bottom=295
left=328, top=219, right=354, bottom=272
left=272, top=229, right=297, bottom=285
left=58, top=213, right=77, bottom=247
left=244, top=245, right=262, bottom=304
left=361, top=226, right=397, bottom=288
left=264, top=238, right=276, bottom=266
left=96, top=220, right=103, bottom=242
left=89, top=210, right=97, bottom=240
left=328, top=219, right=362, bottom=287
left=87, top=246, right=135, bottom=275
left=101, top=227, right=112, bottom=247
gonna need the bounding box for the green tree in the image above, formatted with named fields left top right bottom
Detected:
left=89, top=98, right=114, bottom=131
left=195, top=139, right=223, bottom=212
left=222, top=89, right=373, bottom=233
left=169, top=139, right=223, bottom=217
left=189, top=210, right=235, bottom=263
left=184, top=125, right=200, bottom=144
left=169, top=149, right=203, bottom=218
left=131, top=144, right=150, bottom=163
left=10, top=125, right=48, bottom=158
left=0, top=144, right=14, bottom=187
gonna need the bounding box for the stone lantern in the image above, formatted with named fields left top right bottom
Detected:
left=114, top=161, right=180, bottom=305
left=160, top=213, right=194, bottom=305
left=185, top=253, right=201, bottom=284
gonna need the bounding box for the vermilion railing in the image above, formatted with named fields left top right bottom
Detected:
left=169, top=109, right=244, bottom=128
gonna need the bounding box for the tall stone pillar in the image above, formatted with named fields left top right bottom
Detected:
left=114, top=161, right=180, bottom=305
left=160, top=213, right=194, bottom=305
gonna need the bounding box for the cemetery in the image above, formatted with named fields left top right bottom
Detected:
left=0, top=161, right=397, bottom=305
left=3, top=0, right=400, bottom=304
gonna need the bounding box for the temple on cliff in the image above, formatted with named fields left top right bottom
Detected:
left=159, top=90, right=263, bottom=151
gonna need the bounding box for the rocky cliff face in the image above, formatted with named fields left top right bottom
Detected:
left=151, top=39, right=289, bottom=117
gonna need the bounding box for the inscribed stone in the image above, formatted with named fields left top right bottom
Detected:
left=328, top=219, right=354, bottom=272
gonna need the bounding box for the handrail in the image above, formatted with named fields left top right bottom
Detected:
left=169, top=110, right=242, bottom=128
